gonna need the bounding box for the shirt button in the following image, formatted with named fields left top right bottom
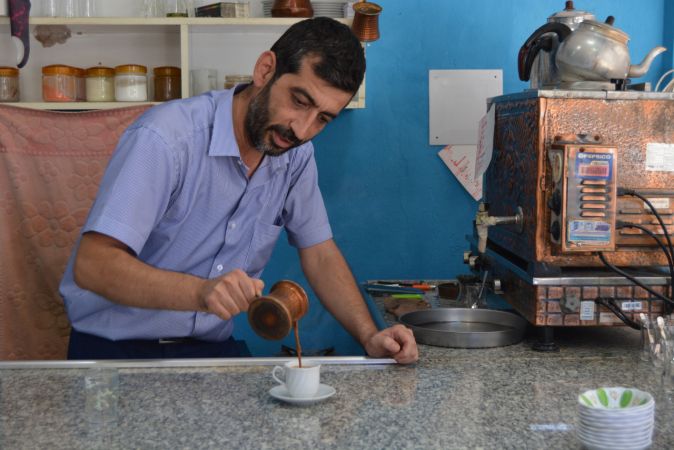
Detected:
left=216, top=264, right=223, bottom=271
left=229, top=222, right=236, bottom=229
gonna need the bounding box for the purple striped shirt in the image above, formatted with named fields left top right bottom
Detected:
left=59, top=88, right=332, bottom=341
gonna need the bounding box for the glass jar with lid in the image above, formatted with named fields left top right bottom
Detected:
left=42, top=65, right=78, bottom=102
left=114, top=64, right=148, bottom=102
left=85, top=66, right=115, bottom=102
left=0, top=67, right=20, bottom=102
left=224, top=74, right=252, bottom=89
left=153, top=66, right=181, bottom=101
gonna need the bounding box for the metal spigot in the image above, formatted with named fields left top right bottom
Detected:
left=475, top=202, right=524, bottom=254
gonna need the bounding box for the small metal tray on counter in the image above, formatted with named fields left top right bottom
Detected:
left=399, top=308, right=528, bottom=348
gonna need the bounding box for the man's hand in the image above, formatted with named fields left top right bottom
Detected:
left=363, top=324, right=418, bottom=364
left=198, top=269, right=264, bottom=320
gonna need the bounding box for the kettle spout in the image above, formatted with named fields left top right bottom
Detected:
left=628, top=46, right=667, bottom=78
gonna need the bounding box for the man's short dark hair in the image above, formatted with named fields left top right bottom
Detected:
left=270, top=17, right=366, bottom=95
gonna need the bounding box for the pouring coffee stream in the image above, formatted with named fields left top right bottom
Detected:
left=248, top=280, right=309, bottom=367
left=293, top=321, right=303, bottom=368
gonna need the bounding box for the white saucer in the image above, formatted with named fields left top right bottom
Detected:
left=269, top=383, right=336, bottom=405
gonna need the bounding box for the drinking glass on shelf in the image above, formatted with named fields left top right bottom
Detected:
left=43, top=0, right=77, bottom=17
left=190, top=68, right=217, bottom=96
left=142, top=0, right=161, bottom=17
left=61, top=0, right=77, bottom=17
left=78, top=0, right=96, bottom=17
left=164, top=0, right=188, bottom=17
left=42, top=0, right=59, bottom=17
left=185, top=0, right=195, bottom=17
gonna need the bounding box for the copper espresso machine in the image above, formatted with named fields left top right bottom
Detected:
left=465, top=89, right=674, bottom=350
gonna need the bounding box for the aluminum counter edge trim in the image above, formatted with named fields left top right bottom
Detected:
left=0, top=357, right=398, bottom=369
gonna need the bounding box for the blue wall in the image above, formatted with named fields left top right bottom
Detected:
left=234, top=0, right=673, bottom=355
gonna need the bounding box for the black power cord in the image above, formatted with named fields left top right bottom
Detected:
left=617, top=222, right=674, bottom=296
left=619, top=188, right=674, bottom=304
left=597, top=252, right=673, bottom=305
left=590, top=189, right=674, bottom=326
left=594, top=297, right=642, bottom=330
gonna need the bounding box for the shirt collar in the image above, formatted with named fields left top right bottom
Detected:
left=208, top=86, right=291, bottom=171
left=208, top=88, right=240, bottom=158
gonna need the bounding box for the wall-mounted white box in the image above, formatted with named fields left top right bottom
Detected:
left=429, top=69, right=502, bottom=145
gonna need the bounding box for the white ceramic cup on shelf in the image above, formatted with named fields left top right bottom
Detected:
left=271, top=361, right=320, bottom=398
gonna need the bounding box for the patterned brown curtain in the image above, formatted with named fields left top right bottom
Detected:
left=0, top=104, right=150, bottom=359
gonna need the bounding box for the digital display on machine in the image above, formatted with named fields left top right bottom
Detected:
left=575, top=152, right=613, bottom=180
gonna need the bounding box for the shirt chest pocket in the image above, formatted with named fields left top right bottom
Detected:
left=244, top=220, right=283, bottom=276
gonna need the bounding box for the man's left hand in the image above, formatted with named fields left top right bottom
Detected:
left=364, top=324, right=418, bottom=364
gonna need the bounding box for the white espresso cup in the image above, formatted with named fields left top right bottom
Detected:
left=272, top=361, right=320, bottom=398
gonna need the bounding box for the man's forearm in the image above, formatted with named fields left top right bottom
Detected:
left=300, top=239, right=379, bottom=346
left=74, top=232, right=205, bottom=312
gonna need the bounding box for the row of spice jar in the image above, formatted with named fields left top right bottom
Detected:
left=0, top=65, right=182, bottom=103
left=42, top=65, right=182, bottom=102
left=0, top=67, right=20, bottom=102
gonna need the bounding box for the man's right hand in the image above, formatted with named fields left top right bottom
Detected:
left=198, top=269, right=264, bottom=320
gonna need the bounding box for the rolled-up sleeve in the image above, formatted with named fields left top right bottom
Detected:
left=83, top=125, right=177, bottom=255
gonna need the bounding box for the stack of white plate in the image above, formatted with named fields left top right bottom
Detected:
left=262, top=1, right=345, bottom=18
left=577, top=387, right=655, bottom=450
left=262, top=1, right=272, bottom=17
left=312, top=1, right=345, bottom=18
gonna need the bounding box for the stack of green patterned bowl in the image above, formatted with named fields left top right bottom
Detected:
left=577, top=387, right=655, bottom=450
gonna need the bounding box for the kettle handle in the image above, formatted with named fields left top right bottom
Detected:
left=518, top=22, right=572, bottom=82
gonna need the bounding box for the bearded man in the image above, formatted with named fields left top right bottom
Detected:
left=60, top=17, right=417, bottom=362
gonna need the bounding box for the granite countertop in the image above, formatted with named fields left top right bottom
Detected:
left=1, top=294, right=673, bottom=449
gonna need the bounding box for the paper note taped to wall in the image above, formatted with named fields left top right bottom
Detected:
left=438, top=145, right=482, bottom=201
left=475, top=104, right=495, bottom=179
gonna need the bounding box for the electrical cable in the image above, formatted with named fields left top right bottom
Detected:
left=622, top=189, right=674, bottom=266
left=617, top=222, right=674, bottom=289
left=597, top=252, right=673, bottom=305
left=663, top=78, right=674, bottom=93
left=655, top=69, right=674, bottom=92
left=619, top=188, right=674, bottom=307
left=594, top=297, right=642, bottom=330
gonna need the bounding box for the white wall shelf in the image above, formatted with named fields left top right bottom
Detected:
left=6, top=102, right=162, bottom=110
left=0, top=16, right=364, bottom=109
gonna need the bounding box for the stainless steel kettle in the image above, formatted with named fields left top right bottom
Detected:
left=518, top=1, right=595, bottom=88
left=555, top=16, right=666, bottom=82
left=520, top=13, right=666, bottom=87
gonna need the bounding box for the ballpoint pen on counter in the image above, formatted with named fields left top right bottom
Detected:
left=373, top=281, right=437, bottom=291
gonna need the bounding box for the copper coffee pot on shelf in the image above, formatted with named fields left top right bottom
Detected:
left=351, top=0, right=382, bottom=42
left=271, top=0, right=313, bottom=18
left=248, top=280, right=309, bottom=340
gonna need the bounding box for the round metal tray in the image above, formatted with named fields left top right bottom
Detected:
left=399, top=308, right=528, bottom=348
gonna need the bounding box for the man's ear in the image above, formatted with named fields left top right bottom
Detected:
left=252, top=51, right=276, bottom=87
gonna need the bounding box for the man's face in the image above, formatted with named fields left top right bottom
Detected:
left=244, top=57, right=354, bottom=157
